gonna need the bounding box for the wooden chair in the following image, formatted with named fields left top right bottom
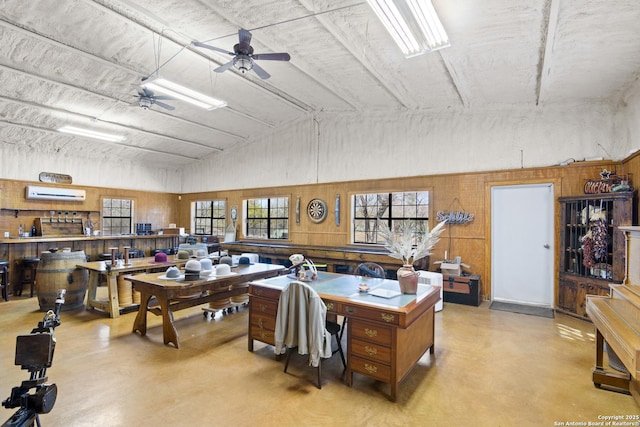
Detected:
left=275, top=281, right=345, bottom=389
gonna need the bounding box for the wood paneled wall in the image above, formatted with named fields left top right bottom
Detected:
left=0, top=179, right=179, bottom=238
left=2, top=159, right=635, bottom=302
left=179, top=160, right=634, bottom=300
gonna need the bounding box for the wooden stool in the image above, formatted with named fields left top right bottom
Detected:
left=17, top=257, right=39, bottom=297
left=0, top=260, right=9, bottom=301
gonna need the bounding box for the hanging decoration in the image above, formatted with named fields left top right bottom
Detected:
left=436, top=210, right=474, bottom=224
left=584, top=169, right=633, bottom=194
left=437, top=197, right=474, bottom=225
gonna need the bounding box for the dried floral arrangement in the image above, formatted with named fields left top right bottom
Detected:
left=377, top=219, right=447, bottom=265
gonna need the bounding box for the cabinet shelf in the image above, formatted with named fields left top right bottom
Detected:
left=558, top=192, right=634, bottom=318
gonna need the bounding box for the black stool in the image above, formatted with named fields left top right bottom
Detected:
left=17, top=257, right=39, bottom=297
left=0, top=260, right=10, bottom=301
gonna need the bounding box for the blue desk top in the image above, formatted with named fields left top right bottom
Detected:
left=253, top=272, right=437, bottom=309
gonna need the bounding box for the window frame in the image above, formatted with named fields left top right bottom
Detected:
left=101, top=197, right=134, bottom=236
left=192, top=199, right=227, bottom=236
left=351, top=190, right=431, bottom=245
left=243, top=196, right=290, bottom=240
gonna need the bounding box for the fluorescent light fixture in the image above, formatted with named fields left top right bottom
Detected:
left=58, top=126, right=126, bottom=143
left=143, top=77, right=227, bottom=110
left=367, top=0, right=450, bottom=58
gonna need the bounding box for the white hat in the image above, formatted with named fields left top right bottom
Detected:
left=199, top=258, right=213, bottom=271
left=215, top=263, right=231, bottom=276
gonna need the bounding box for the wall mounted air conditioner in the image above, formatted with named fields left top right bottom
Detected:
left=25, top=185, right=86, bottom=201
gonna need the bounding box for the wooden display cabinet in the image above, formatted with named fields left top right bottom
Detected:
left=558, top=192, right=634, bottom=318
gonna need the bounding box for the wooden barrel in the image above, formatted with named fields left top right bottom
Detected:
left=36, top=251, right=88, bottom=311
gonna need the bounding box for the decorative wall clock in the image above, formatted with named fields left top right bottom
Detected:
left=307, top=198, right=328, bottom=223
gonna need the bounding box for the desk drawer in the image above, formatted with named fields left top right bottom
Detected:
left=351, top=338, right=391, bottom=364
left=250, top=285, right=281, bottom=301
left=251, top=296, right=278, bottom=316
left=250, top=324, right=275, bottom=345
left=250, top=312, right=276, bottom=331
left=324, top=300, right=341, bottom=315
left=341, top=305, right=400, bottom=326
left=350, top=319, right=392, bottom=346
left=349, top=355, right=391, bottom=382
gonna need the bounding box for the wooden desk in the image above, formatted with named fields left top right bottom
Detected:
left=248, top=272, right=440, bottom=401
left=127, top=263, right=285, bottom=348
left=78, top=256, right=189, bottom=318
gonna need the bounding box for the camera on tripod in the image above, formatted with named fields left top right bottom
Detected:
left=2, top=290, right=65, bottom=427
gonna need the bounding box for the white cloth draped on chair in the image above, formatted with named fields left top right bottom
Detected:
left=274, top=281, right=332, bottom=368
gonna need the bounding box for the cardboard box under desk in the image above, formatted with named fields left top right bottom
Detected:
left=442, top=274, right=481, bottom=306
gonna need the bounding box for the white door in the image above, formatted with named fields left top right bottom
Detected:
left=491, top=183, right=554, bottom=306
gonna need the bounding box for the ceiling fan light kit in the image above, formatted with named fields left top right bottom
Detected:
left=58, top=126, right=126, bottom=143
left=367, top=0, right=450, bottom=58
left=194, top=29, right=291, bottom=80
left=142, top=77, right=227, bottom=110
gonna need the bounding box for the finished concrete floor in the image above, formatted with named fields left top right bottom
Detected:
left=0, top=295, right=637, bottom=426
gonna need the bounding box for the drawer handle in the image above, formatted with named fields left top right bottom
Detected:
left=259, top=304, right=267, bottom=312
left=345, top=307, right=356, bottom=315
left=254, top=288, right=263, bottom=296
left=364, top=328, right=377, bottom=338
left=326, top=302, right=334, bottom=311
left=381, top=313, right=394, bottom=323
left=258, top=318, right=264, bottom=328
left=364, top=363, right=378, bottom=374
left=364, top=346, right=377, bottom=356
left=259, top=331, right=267, bottom=339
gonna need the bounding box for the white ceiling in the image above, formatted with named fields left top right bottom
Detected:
left=1, top=0, right=639, bottom=169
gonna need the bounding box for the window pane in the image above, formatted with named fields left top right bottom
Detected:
left=102, top=197, right=133, bottom=236
left=246, top=197, right=289, bottom=239
left=353, top=191, right=429, bottom=245
left=194, top=199, right=226, bottom=235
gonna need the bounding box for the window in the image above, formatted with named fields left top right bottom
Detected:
left=193, top=200, right=226, bottom=236
left=352, top=191, right=430, bottom=244
left=245, top=197, right=289, bottom=239
left=102, top=198, right=133, bottom=236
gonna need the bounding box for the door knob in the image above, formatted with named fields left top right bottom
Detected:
left=543, top=243, right=550, bottom=249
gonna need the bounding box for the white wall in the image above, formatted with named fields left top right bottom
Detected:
left=3, top=101, right=630, bottom=194
left=181, top=103, right=617, bottom=192
left=616, top=79, right=640, bottom=159
left=0, top=144, right=183, bottom=193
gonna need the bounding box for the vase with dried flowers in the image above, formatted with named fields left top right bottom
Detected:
left=377, top=219, right=447, bottom=294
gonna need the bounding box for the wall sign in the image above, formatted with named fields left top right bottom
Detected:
left=39, top=172, right=72, bottom=184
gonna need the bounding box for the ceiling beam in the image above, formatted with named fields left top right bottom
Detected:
left=0, top=120, right=201, bottom=160
left=536, top=0, right=560, bottom=106
left=0, top=14, right=279, bottom=130
left=0, top=94, right=224, bottom=154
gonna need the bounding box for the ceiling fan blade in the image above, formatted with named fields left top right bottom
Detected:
left=142, top=87, right=155, bottom=98
left=214, top=60, right=235, bottom=73
left=193, top=41, right=234, bottom=56
left=252, top=52, right=291, bottom=61
left=152, top=95, right=174, bottom=101
left=251, top=61, right=271, bottom=79
left=154, top=101, right=175, bottom=111
left=239, top=29, right=252, bottom=46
